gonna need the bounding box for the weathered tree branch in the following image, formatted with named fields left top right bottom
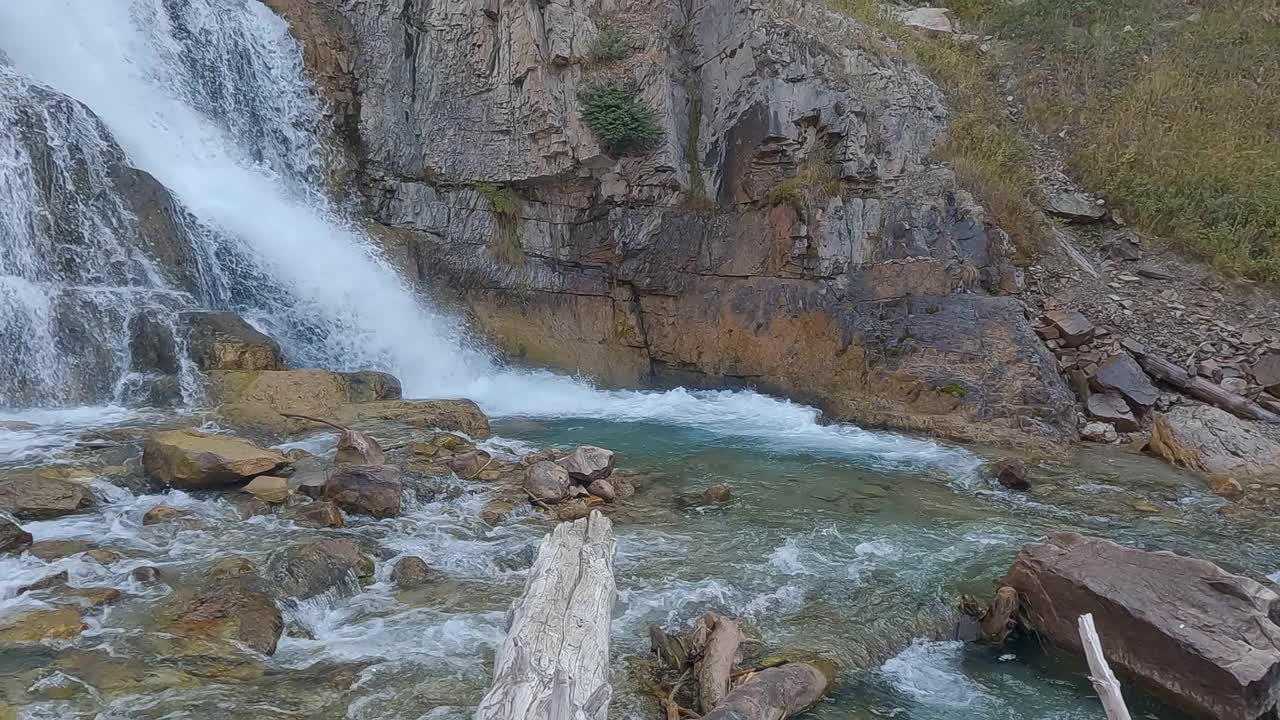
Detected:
left=700, top=662, right=833, bottom=720
left=1077, top=613, right=1133, bottom=720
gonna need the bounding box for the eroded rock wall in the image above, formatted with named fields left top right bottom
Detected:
left=270, top=0, right=1074, bottom=446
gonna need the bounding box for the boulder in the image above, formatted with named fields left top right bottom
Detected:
left=1080, top=421, right=1118, bottom=443
left=557, top=446, right=615, bottom=484
left=285, top=501, right=345, bottom=528
left=243, top=476, right=290, bottom=504
left=1086, top=392, right=1139, bottom=432
left=143, top=429, right=286, bottom=489
left=1252, top=354, right=1280, bottom=395
left=702, top=483, right=733, bottom=504
left=323, top=464, right=402, bottom=518
left=0, top=517, right=32, bottom=554
left=586, top=478, right=617, bottom=502
left=524, top=461, right=570, bottom=503
left=900, top=7, right=953, bottom=33
left=264, top=538, right=373, bottom=600
left=342, top=370, right=402, bottom=402
left=1042, top=310, right=1094, bottom=348
left=446, top=449, right=492, bottom=479
left=181, top=311, right=285, bottom=371
left=1091, top=353, right=1158, bottom=410
left=154, top=558, right=282, bottom=657
left=0, top=607, right=86, bottom=644
left=1101, top=230, right=1142, bottom=261
left=390, top=556, right=434, bottom=588
left=1146, top=404, right=1280, bottom=480
left=991, top=458, right=1030, bottom=491
left=1004, top=533, right=1280, bottom=720
left=0, top=476, right=93, bottom=519
left=1045, top=191, right=1107, bottom=222
left=142, top=505, right=183, bottom=526
left=26, top=540, right=91, bottom=561
left=334, top=428, right=385, bottom=465
left=130, top=566, right=162, bottom=584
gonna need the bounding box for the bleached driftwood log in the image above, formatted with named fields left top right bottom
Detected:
left=475, top=510, right=617, bottom=720
left=1078, top=613, right=1133, bottom=720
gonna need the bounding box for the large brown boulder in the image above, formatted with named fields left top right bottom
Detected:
left=557, top=446, right=615, bottom=483
left=323, top=464, right=402, bottom=518
left=264, top=538, right=373, bottom=600
left=0, top=476, right=93, bottom=519
left=1004, top=533, right=1280, bottom=720
left=143, top=429, right=287, bottom=489
left=181, top=312, right=285, bottom=371
left=1145, top=404, right=1280, bottom=480
left=0, top=517, right=33, bottom=554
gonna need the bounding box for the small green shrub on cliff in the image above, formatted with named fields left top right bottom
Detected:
left=581, top=81, right=662, bottom=156
left=767, top=148, right=840, bottom=213
left=474, top=183, right=523, bottom=265
left=589, top=28, right=634, bottom=65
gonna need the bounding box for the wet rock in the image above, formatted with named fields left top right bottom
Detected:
left=0, top=517, right=32, bottom=555
left=390, top=556, right=434, bottom=588
left=85, top=548, right=123, bottom=565
left=524, top=461, right=569, bottom=503
left=1086, top=392, right=1138, bottom=432
left=27, top=540, right=91, bottom=561
left=0, top=475, right=93, bottom=519
left=900, top=7, right=953, bottom=33
left=1207, top=474, right=1244, bottom=501
left=557, top=446, right=615, bottom=484
left=285, top=500, right=344, bottom=529
left=992, top=459, right=1030, bottom=491
left=0, top=607, right=86, bottom=644
left=1080, top=421, right=1118, bottom=443
left=1045, top=191, right=1107, bottom=222
left=19, top=571, right=69, bottom=593
left=227, top=494, right=272, bottom=520
left=556, top=499, right=591, bottom=521
left=52, top=586, right=123, bottom=609
left=1091, top=353, right=1157, bottom=410
left=481, top=500, right=514, bottom=526
left=334, top=427, right=385, bottom=465
left=446, top=449, right=492, bottom=479
left=586, top=478, right=617, bottom=502
left=1101, top=230, right=1142, bottom=261
left=265, top=538, right=373, bottom=601
left=155, top=558, right=282, bottom=657
left=1146, top=404, right=1280, bottom=479
left=130, top=566, right=162, bottom=584
left=702, top=483, right=733, bottom=504
left=128, top=313, right=181, bottom=375
left=341, top=370, right=402, bottom=402
left=1042, top=310, right=1094, bottom=348
left=323, top=464, right=401, bottom=518
left=143, top=428, right=286, bottom=489
left=243, top=475, right=290, bottom=504
left=1004, top=532, right=1280, bottom=720
left=142, top=505, right=183, bottom=526
left=181, top=311, right=285, bottom=371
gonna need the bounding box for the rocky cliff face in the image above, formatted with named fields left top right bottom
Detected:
left=268, top=0, right=1073, bottom=446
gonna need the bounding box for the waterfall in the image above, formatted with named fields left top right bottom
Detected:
left=0, top=0, right=979, bottom=473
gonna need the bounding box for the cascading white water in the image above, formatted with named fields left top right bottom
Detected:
left=0, top=0, right=977, bottom=474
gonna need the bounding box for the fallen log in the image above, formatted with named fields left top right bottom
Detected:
left=697, top=614, right=743, bottom=712
left=701, top=662, right=834, bottom=720
left=1125, top=350, right=1280, bottom=423
left=475, top=510, right=616, bottom=720
left=1078, top=614, right=1133, bottom=720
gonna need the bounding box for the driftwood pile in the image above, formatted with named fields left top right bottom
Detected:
left=645, top=613, right=834, bottom=720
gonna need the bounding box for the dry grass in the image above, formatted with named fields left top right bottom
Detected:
left=767, top=146, right=841, bottom=214
left=951, top=0, right=1280, bottom=281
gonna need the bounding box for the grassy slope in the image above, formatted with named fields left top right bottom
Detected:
left=952, top=0, right=1280, bottom=280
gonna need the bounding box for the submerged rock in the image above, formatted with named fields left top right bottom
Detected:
left=182, top=311, right=285, bottom=372
left=154, top=558, right=282, bottom=657
left=285, top=500, right=345, bottom=528
left=991, top=459, right=1030, bottom=491
left=143, top=428, right=287, bottom=489
left=558, top=446, right=615, bottom=484
left=0, top=517, right=32, bottom=554
left=26, top=540, right=91, bottom=561
left=1146, top=404, right=1280, bottom=479
left=142, top=505, right=184, bottom=526
left=1004, top=533, right=1280, bottom=720
left=524, top=461, right=570, bottom=503
left=0, top=475, right=93, bottom=519
left=323, top=464, right=401, bottom=518
left=390, top=556, right=434, bottom=588
left=264, top=538, right=373, bottom=601
left=702, top=483, right=733, bottom=504
left=0, top=607, right=86, bottom=644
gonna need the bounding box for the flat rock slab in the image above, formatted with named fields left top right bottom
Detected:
left=1147, top=404, right=1280, bottom=480
left=1005, top=533, right=1280, bottom=720
left=1092, top=352, right=1158, bottom=409
left=1043, top=310, right=1094, bottom=348
left=143, top=429, right=286, bottom=489
left=1086, top=392, right=1137, bottom=432
left=1046, top=191, right=1107, bottom=222
left=900, top=7, right=953, bottom=33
